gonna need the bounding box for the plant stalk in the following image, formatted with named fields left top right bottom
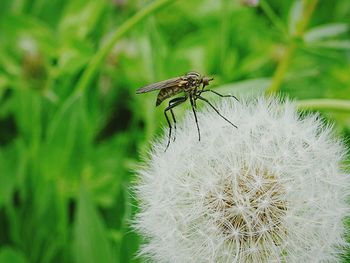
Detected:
left=266, top=0, right=319, bottom=95
left=259, top=0, right=287, bottom=35
left=74, top=0, right=174, bottom=96
left=296, top=99, right=350, bottom=112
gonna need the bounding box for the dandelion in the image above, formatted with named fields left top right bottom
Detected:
left=134, top=97, right=349, bottom=262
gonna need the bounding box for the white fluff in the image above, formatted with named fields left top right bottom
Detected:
left=134, top=97, right=349, bottom=263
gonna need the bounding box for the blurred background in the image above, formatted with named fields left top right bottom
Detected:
left=0, top=0, right=349, bottom=262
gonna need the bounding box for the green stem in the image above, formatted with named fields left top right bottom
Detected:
left=74, top=0, right=174, bottom=96
left=266, top=43, right=296, bottom=94
left=295, top=0, right=319, bottom=38
left=296, top=99, right=350, bottom=112
left=265, top=0, right=319, bottom=95
left=220, top=0, right=230, bottom=75
left=259, top=0, right=287, bottom=35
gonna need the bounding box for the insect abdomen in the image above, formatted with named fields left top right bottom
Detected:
left=156, top=86, right=183, bottom=106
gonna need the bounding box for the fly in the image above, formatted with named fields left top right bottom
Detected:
left=136, top=71, right=238, bottom=151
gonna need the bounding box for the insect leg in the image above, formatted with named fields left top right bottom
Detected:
left=197, top=95, right=238, bottom=128
left=168, top=97, right=187, bottom=142
left=197, top=84, right=206, bottom=96
left=169, top=109, right=176, bottom=141
left=199, top=89, right=239, bottom=101
left=189, top=94, right=201, bottom=141
left=164, top=97, right=187, bottom=151
left=164, top=109, right=172, bottom=151
left=193, top=87, right=198, bottom=108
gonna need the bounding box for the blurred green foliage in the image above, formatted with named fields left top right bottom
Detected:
left=0, top=0, right=349, bottom=262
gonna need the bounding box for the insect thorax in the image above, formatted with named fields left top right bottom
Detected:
left=183, top=72, right=202, bottom=91
left=155, top=72, right=202, bottom=106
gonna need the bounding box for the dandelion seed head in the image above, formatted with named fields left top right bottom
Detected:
left=134, top=97, right=349, bottom=263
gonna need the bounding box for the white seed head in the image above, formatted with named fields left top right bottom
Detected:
left=134, top=97, right=349, bottom=263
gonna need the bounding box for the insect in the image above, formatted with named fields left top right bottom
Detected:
left=136, top=71, right=238, bottom=151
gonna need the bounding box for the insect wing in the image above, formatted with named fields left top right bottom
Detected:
left=136, top=76, right=187, bottom=94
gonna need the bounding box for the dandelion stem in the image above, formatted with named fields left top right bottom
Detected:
left=265, top=0, right=319, bottom=95
left=74, top=0, right=174, bottom=95
left=296, top=99, right=350, bottom=112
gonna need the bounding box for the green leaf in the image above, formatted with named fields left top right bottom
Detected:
left=0, top=73, right=10, bottom=89
left=59, top=0, right=106, bottom=40
left=0, top=15, right=56, bottom=57
left=288, top=0, right=303, bottom=35
left=42, top=94, right=92, bottom=178
left=304, top=23, right=349, bottom=42
left=0, top=247, right=27, bottom=263
left=73, top=185, right=114, bottom=263
left=308, top=40, right=350, bottom=50
left=57, top=39, right=93, bottom=77
left=0, top=145, right=23, bottom=207
left=12, top=89, right=42, bottom=145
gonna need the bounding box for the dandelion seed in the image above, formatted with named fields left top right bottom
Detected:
left=134, top=97, right=349, bottom=263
